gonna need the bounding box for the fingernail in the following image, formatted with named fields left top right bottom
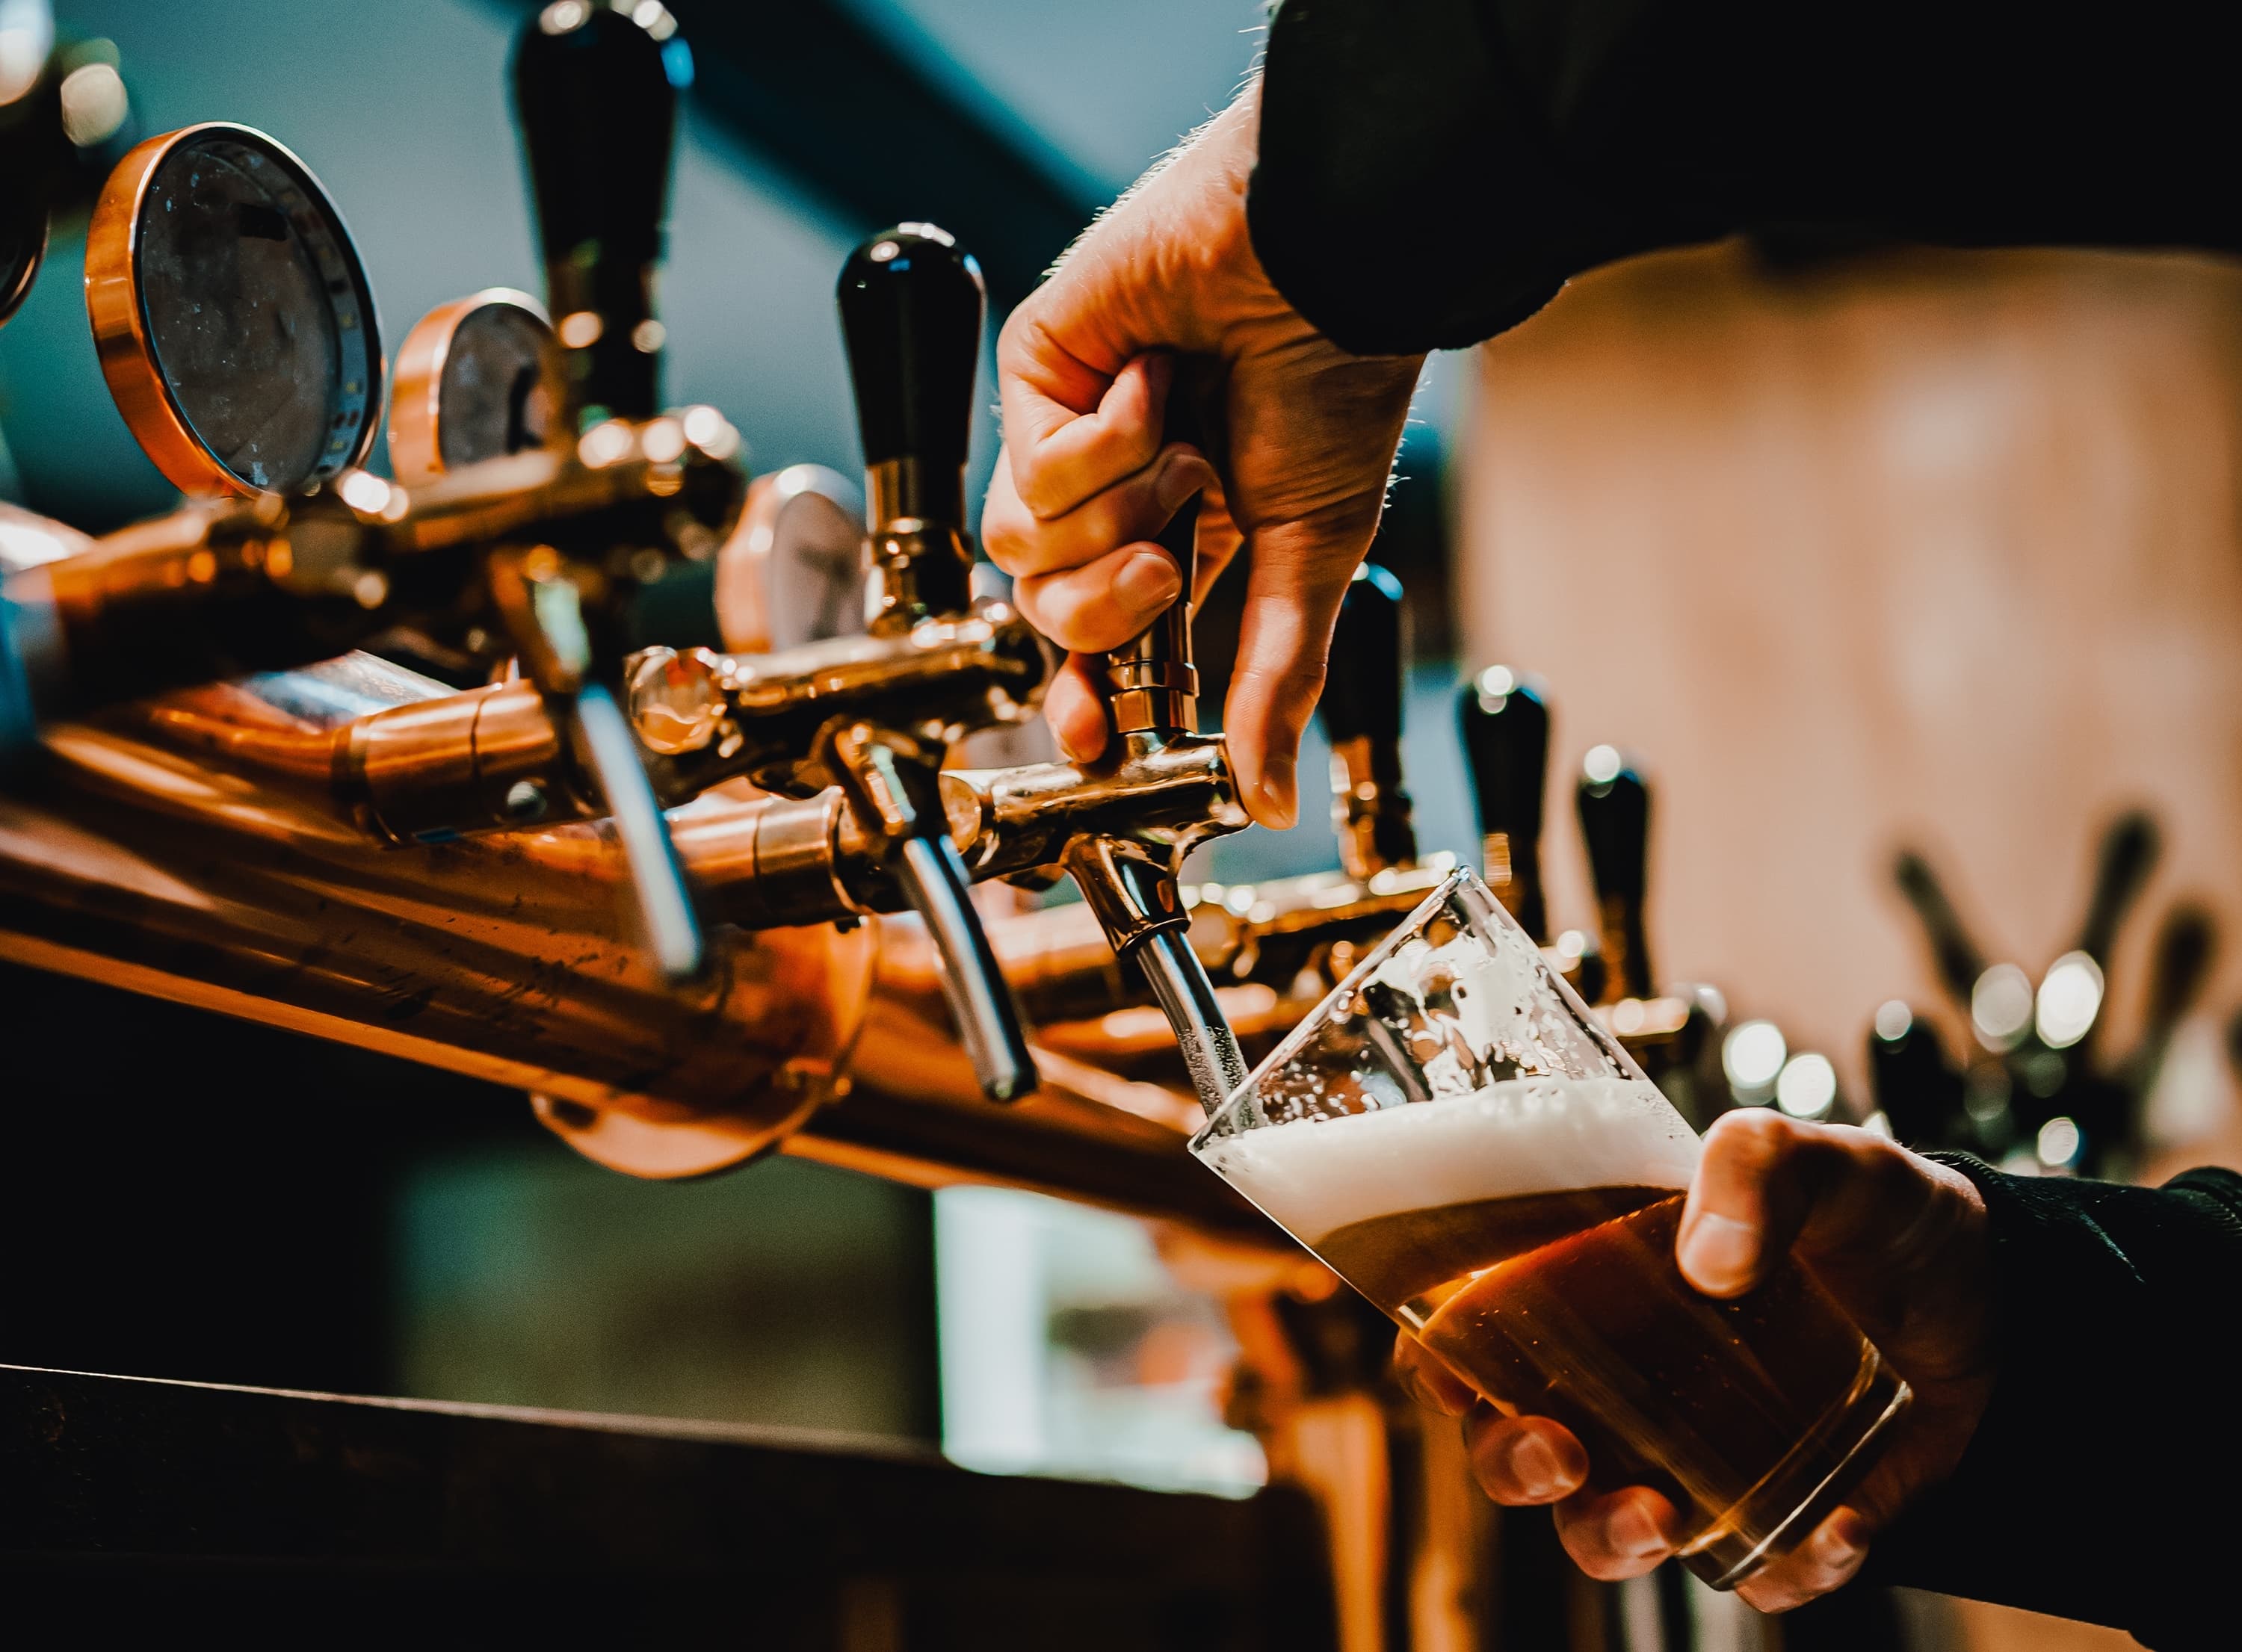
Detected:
left=1815, top=1510, right=1866, bottom=1570
left=1157, top=453, right=1207, bottom=513
left=1256, top=759, right=1296, bottom=827
left=1502, top=1432, right=1563, bottom=1500
left=1611, top=1498, right=1671, bottom=1561
left=1113, top=550, right=1182, bottom=613
left=1679, top=1212, right=1758, bottom=1294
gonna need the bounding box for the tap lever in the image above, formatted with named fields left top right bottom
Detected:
left=1319, top=563, right=1415, bottom=877
left=895, top=835, right=1037, bottom=1103
left=826, top=720, right=1035, bottom=1102
left=572, top=682, right=705, bottom=981
left=1105, top=359, right=1219, bottom=738
left=1578, top=749, right=1652, bottom=1001
left=491, top=543, right=704, bottom=982
left=513, top=1, right=687, bottom=427
left=1457, top=666, right=1551, bottom=941
left=839, top=224, right=984, bottom=631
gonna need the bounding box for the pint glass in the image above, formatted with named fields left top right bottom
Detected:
left=1191, top=869, right=1909, bottom=1588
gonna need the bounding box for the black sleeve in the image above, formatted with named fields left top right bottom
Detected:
left=1248, top=0, right=2242, bottom=356
left=1857, top=1158, right=2242, bottom=1649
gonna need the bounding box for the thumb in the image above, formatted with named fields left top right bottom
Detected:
left=1675, top=1111, right=1951, bottom=1299
left=1222, top=515, right=1376, bottom=828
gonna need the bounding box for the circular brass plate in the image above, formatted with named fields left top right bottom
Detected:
left=85, top=122, right=383, bottom=498
left=387, top=287, right=556, bottom=484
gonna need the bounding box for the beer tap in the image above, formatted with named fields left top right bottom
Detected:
left=1457, top=665, right=1550, bottom=942
left=1045, top=376, right=1250, bottom=1115
left=1577, top=746, right=1652, bottom=1003
left=804, top=222, right=1037, bottom=1104
left=495, top=0, right=705, bottom=979
left=1318, top=563, right=1415, bottom=879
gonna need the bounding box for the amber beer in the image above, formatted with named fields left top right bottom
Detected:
left=1203, top=1076, right=1908, bottom=1587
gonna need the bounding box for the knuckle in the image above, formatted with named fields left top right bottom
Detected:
left=1708, top=1105, right=1797, bottom=1172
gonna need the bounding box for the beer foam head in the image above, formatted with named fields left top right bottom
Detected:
left=1198, top=1077, right=1700, bottom=1244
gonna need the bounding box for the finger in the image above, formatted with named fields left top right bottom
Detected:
left=985, top=440, right=1214, bottom=580
left=1462, top=1411, right=1590, bottom=1506
left=1677, top=1110, right=1966, bottom=1298
left=1015, top=545, right=1183, bottom=654
left=1189, top=476, right=1244, bottom=606
left=999, top=344, right=1173, bottom=522
left=1551, top=1485, right=1684, bottom=1582
left=1734, top=1507, right=1872, bottom=1613
left=1041, top=654, right=1108, bottom=764
left=1222, top=513, right=1373, bottom=827
left=1391, top=1332, right=1475, bottom=1417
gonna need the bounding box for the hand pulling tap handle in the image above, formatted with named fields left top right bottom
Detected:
left=1104, top=369, right=1210, bottom=740
left=1072, top=363, right=1250, bottom=1116
left=513, top=0, right=686, bottom=427
left=833, top=223, right=1034, bottom=1102
left=1317, top=563, right=1416, bottom=878
left=839, top=224, right=983, bottom=631
left=1457, top=668, right=1551, bottom=941
left=1577, top=753, right=1652, bottom=1001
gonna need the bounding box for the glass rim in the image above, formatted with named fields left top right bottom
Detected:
left=1191, top=864, right=1483, bottom=1150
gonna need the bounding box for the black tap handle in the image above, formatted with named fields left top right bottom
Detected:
left=1578, top=756, right=1652, bottom=1000
left=1318, top=563, right=1415, bottom=876
left=839, top=224, right=984, bottom=529
left=1457, top=669, right=1550, bottom=940
left=513, top=2, right=686, bottom=425
left=838, top=224, right=984, bottom=631
left=1867, top=1004, right=1962, bottom=1149
left=1321, top=563, right=1406, bottom=749
left=2074, top=810, right=2159, bottom=968
left=2134, top=902, right=2215, bottom=1072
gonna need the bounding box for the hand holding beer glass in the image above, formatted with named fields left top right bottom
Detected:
left=1193, top=870, right=1994, bottom=1597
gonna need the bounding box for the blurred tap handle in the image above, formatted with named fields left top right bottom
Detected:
left=2074, top=809, right=2160, bottom=970
left=838, top=223, right=984, bottom=633
left=1457, top=666, right=1550, bottom=941
left=1318, top=563, right=1417, bottom=879
left=1866, top=1001, right=1963, bottom=1150
left=1892, top=849, right=1990, bottom=1016
left=1576, top=749, right=1652, bottom=1002
left=2126, top=901, right=2216, bottom=1101
left=512, top=0, right=688, bottom=427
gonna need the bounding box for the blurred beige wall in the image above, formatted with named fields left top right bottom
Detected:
left=1458, top=242, right=2242, bottom=1136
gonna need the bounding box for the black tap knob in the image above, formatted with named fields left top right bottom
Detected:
left=513, top=1, right=687, bottom=427
left=838, top=223, right=984, bottom=631
left=1318, top=563, right=1415, bottom=877
left=1867, top=1002, right=1963, bottom=1150
left=1457, top=667, right=1550, bottom=941
left=1577, top=749, right=1652, bottom=1001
